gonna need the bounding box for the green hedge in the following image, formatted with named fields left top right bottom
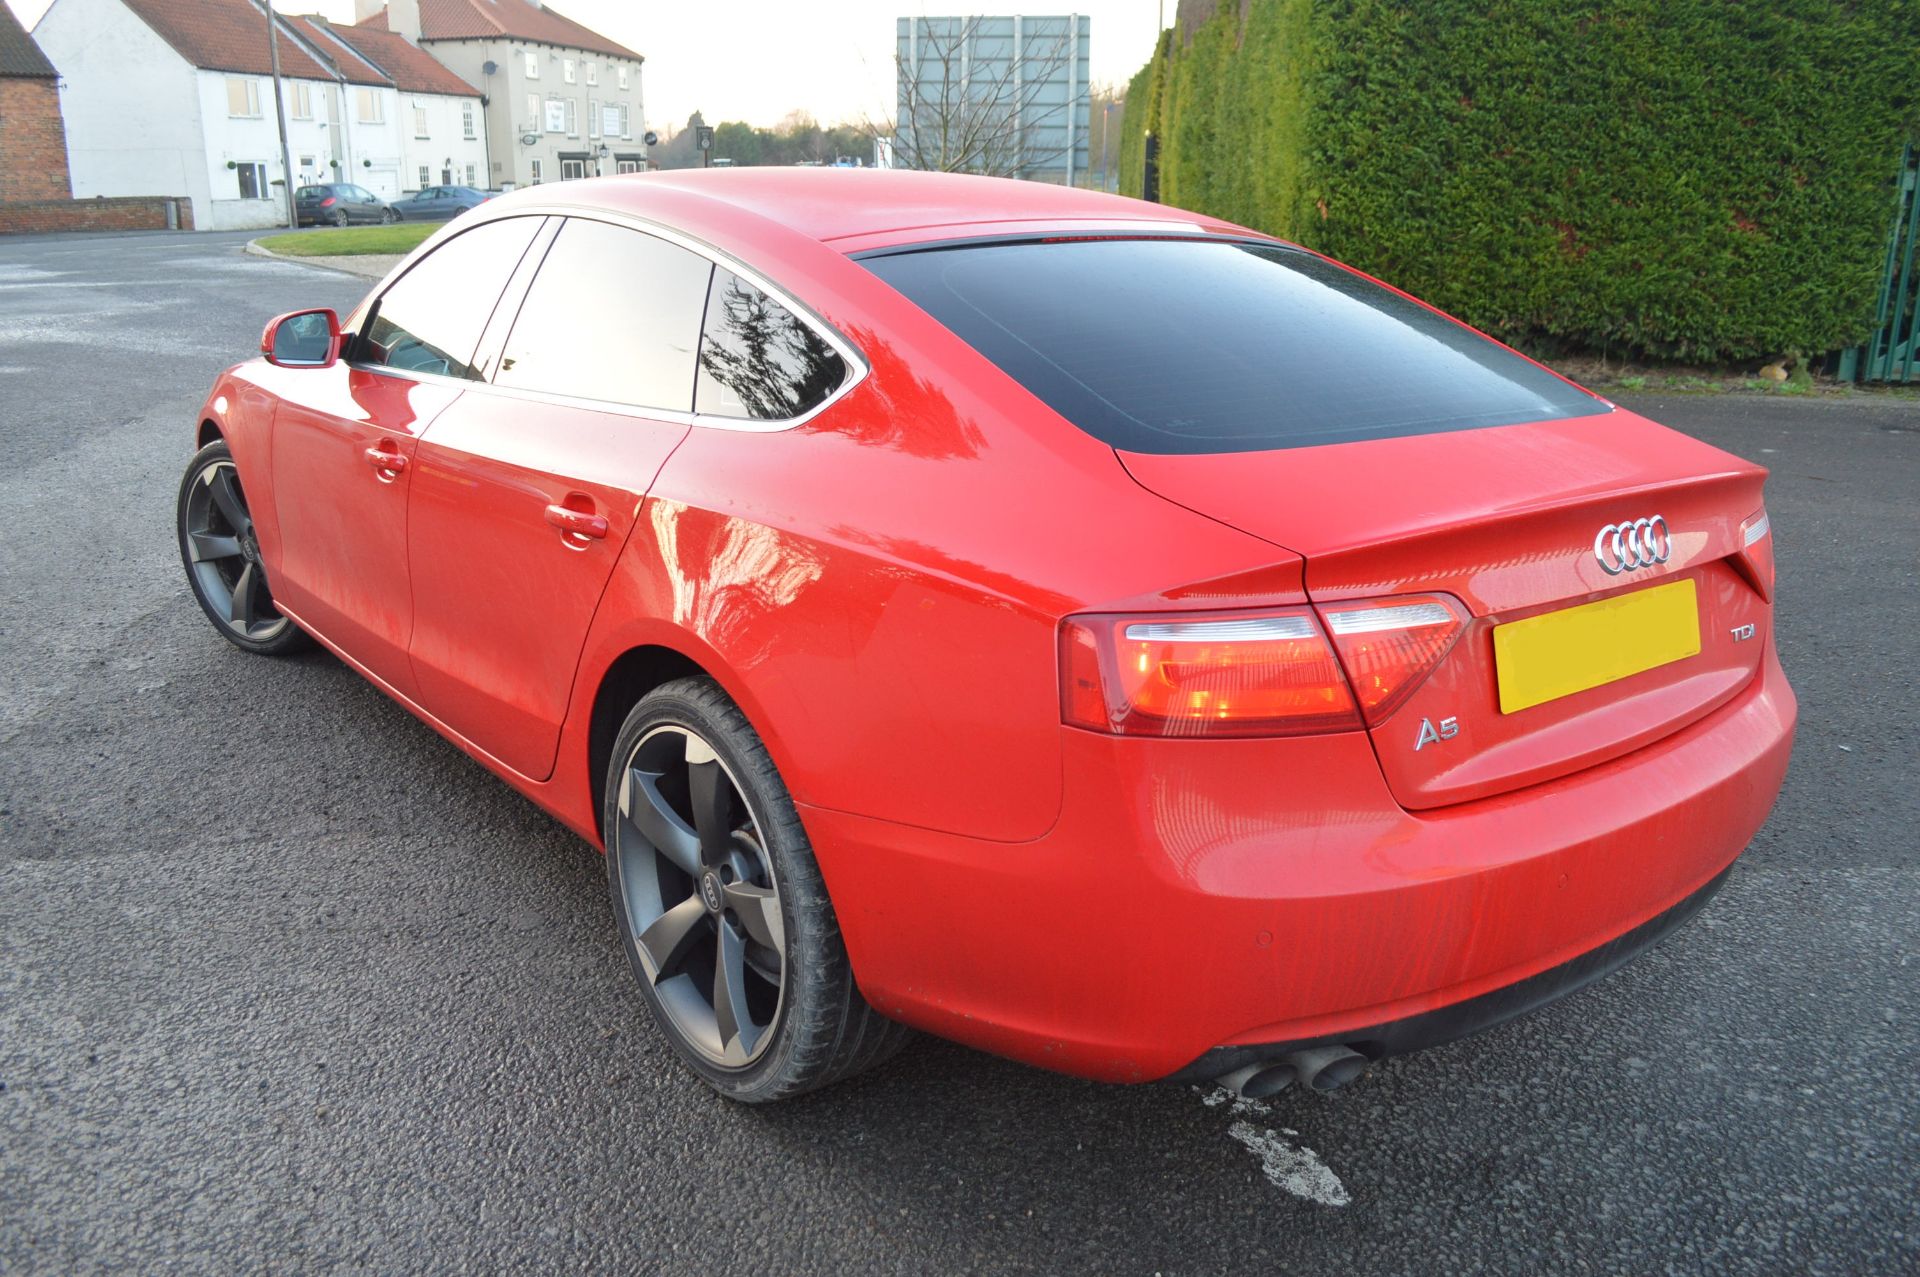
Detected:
left=1122, top=0, right=1920, bottom=361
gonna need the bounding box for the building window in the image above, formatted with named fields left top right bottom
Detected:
left=289, top=82, right=312, bottom=120
left=411, top=102, right=427, bottom=138
left=226, top=77, right=261, bottom=118
left=617, top=65, right=629, bottom=90
left=465, top=162, right=477, bottom=185
left=586, top=62, right=597, bottom=86
left=544, top=98, right=565, bottom=133
left=616, top=159, right=640, bottom=174
left=564, top=98, right=578, bottom=136
left=562, top=58, right=576, bottom=83
left=560, top=157, right=586, bottom=180
left=587, top=99, right=599, bottom=139
left=356, top=87, right=383, bottom=124
left=417, top=165, right=431, bottom=189
left=462, top=101, right=476, bottom=138
left=523, top=50, right=539, bottom=79
left=529, top=158, right=543, bottom=185
left=235, top=162, right=269, bottom=199
left=525, top=92, right=540, bottom=128
left=617, top=104, right=630, bottom=138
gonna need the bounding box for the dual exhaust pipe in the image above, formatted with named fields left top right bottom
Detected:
left=1217, top=1045, right=1369, bottom=1099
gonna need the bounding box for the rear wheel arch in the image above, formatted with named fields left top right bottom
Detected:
left=587, top=644, right=707, bottom=842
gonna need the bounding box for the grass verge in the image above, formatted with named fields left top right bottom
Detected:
left=257, top=223, right=437, bottom=257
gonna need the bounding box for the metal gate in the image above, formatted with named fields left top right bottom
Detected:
left=1839, top=143, right=1919, bottom=383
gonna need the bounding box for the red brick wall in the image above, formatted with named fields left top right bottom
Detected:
left=0, top=79, right=73, bottom=202
left=0, top=196, right=195, bottom=234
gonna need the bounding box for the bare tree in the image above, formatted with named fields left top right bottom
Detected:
left=872, top=16, right=1088, bottom=179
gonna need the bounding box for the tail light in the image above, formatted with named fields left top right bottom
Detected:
left=1316, top=594, right=1468, bottom=725
left=1736, top=508, right=1774, bottom=601
left=320, top=196, right=337, bottom=207
left=1060, top=593, right=1468, bottom=739
left=1060, top=608, right=1362, bottom=737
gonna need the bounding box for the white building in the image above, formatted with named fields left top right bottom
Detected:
left=35, top=0, right=485, bottom=230
left=286, top=15, right=490, bottom=195
left=356, top=0, right=646, bottom=189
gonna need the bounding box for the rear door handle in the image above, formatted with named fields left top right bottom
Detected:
left=364, top=445, right=409, bottom=478
left=544, top=503, right=608, bottom=544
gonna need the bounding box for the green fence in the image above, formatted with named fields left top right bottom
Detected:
left=1840, top=145, right=1920, bottom=384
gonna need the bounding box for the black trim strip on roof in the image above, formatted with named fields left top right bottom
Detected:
left=847, top=230, right=1294, bottom=261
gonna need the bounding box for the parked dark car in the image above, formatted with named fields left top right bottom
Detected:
left=388, top=185, right=494, bottom=222
left=295, top=183, right=396, bottom=227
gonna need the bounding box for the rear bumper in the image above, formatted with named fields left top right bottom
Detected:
left=801, top=643, right=1796, bottom=1083
left=1163, top=859, right=1733, bottom=1083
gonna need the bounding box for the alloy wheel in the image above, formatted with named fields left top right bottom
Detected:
left=614, top=724, right=786, bottom=1068
left=182, top=460, right=291, bottom=642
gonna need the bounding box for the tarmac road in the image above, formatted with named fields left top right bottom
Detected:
left=2, top=229, right=1916, bottom=1274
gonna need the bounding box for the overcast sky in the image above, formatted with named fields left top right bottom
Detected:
left=12, top=1, right=1167, bottom=131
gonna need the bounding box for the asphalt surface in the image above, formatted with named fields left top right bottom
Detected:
left=2, top=229, right=1916, bottom=1275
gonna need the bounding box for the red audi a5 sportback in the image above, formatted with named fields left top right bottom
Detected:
left=180, top=171, right=1795, bottom=1103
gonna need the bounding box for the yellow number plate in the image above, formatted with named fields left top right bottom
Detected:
left=1493, top=579, right=1701, bottom=714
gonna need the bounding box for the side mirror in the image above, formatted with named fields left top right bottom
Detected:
left=261, top=308, right=341, bottom=368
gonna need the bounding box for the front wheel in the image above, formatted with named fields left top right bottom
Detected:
left=604, top=677, right=910, bottom=1102
left=177, top=441, right=309, bottom=656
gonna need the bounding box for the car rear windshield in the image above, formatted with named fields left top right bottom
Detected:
left=860, top=237, right=1602, bottom=454
left=296, top=186, right=329, bottom=199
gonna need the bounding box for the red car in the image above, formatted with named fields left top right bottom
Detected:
left=178, top=171, right=1795, bottom=1103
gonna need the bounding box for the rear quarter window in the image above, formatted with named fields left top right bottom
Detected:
left=860, top=238, right=1602, bottom=454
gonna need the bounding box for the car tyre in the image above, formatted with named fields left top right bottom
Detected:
left=604, top=676, right=911, bottom=1102
left=176, top=440, right=310, bottom=656
left=382, top=208, right=399, bottom=224
left=330, top=208, right=348, bottom=228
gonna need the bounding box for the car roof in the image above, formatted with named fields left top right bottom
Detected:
left=510, top=169, right=1260, bottom=255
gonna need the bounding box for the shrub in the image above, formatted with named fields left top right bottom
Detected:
left=1122, top=0, right=1919, bottom=361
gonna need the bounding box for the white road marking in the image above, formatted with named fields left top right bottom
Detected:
left=1198, top=1086, right=1351, bottom=1206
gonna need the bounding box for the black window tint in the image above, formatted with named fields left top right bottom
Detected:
left=862, top=239, right=1601, bottom=454
left=360, top=216, right=542, bottom=379
left=296, top=185, right=327, bottom=199
left=694, top=269, right=848, bottom=420
left=494, top=219, right=712, bottom=410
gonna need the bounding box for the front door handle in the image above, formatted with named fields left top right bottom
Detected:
left=364, top=445, right=408, bottom=479
left=544, top=503, right=608, bottom=546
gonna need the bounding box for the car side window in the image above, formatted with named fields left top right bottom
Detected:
left=694, top=268, right=848, bottom=421
left=492, top=218, right=713, bottom=411
left=357, top=216, right=543, bottom=379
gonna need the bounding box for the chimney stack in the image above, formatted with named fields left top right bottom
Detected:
left=355, top=0, right=421, bottom=39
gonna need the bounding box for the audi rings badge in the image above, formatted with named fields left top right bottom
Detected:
left=1594, top=516, right=1672, bottom=575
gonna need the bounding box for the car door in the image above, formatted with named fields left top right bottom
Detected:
left=269, top=214, right=548, bottom=697
left=405, top=215, right=713, bottom=780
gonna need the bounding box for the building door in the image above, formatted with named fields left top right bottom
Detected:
left=560, top=158, right=587, bottom=180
